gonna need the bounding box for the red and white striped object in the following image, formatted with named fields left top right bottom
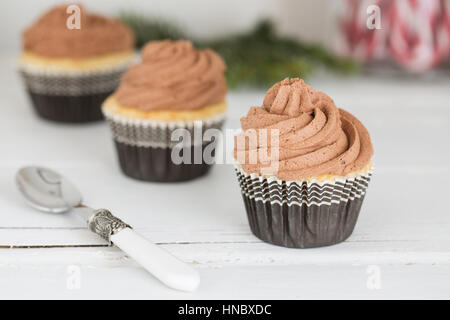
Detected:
left=339, top=0, right=450, bottom=72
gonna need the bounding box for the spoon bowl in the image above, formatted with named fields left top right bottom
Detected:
left=16, top=167, right=82, bottom=213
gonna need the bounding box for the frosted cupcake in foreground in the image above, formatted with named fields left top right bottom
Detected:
left=234, top=78, right=374, bottom=248
left=19, top=5, right=136, bottom=123
left=102, top=40, right=227, bottom=182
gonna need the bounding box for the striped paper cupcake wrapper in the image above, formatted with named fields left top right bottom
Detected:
left=19, top=58, right=135, bottom=123
left=235, top=166, right=373, bottom=248
left=103, top=109, right=226, bottom=182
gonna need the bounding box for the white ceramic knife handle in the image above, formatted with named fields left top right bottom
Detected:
left=111, top=228, right=200, bottom=292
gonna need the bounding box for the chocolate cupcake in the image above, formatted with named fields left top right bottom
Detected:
left=102, top=40, right=227, bottom=182
left=234, top=78, right=374, bottom=248
left=19, top=5, right=136, bottom=123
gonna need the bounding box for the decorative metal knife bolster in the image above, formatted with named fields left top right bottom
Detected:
left=87, top=209, right=131, bottom=245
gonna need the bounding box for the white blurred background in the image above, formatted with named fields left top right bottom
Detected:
left=3, top=0, right=449, bottom=75
left=0, top=0, right=335, bottom=53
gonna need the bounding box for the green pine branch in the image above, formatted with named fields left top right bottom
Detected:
left=119, top=14, right=359, bottom=89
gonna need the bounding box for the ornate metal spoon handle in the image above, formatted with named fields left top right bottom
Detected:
left=87, top=209, right=131, bottom=245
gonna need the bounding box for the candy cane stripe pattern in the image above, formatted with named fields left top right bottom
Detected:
left=339, top=0, right=450, bottom=72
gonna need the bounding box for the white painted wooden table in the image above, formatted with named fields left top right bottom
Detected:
left=0, top=53, right=449, bottom=299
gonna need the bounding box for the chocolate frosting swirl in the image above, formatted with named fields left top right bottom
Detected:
left=235, top=78, right=373, bottom=181
left=23, top=5, right=135, bottom=58
left=115, top=40, right=227, bottom=111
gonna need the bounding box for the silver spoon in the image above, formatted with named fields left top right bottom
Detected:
left=16, top=166, right=200, bottom=292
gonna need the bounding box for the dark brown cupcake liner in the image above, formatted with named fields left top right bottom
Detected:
left=236, top=167, right=373, bottom=248
left=27, top=91, right=110, bottom=123
left=103, top=107, right=226, bottom=182
left=19, top=61, right=133, bottom=123
left=114, top=141, right=217, bottom=182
